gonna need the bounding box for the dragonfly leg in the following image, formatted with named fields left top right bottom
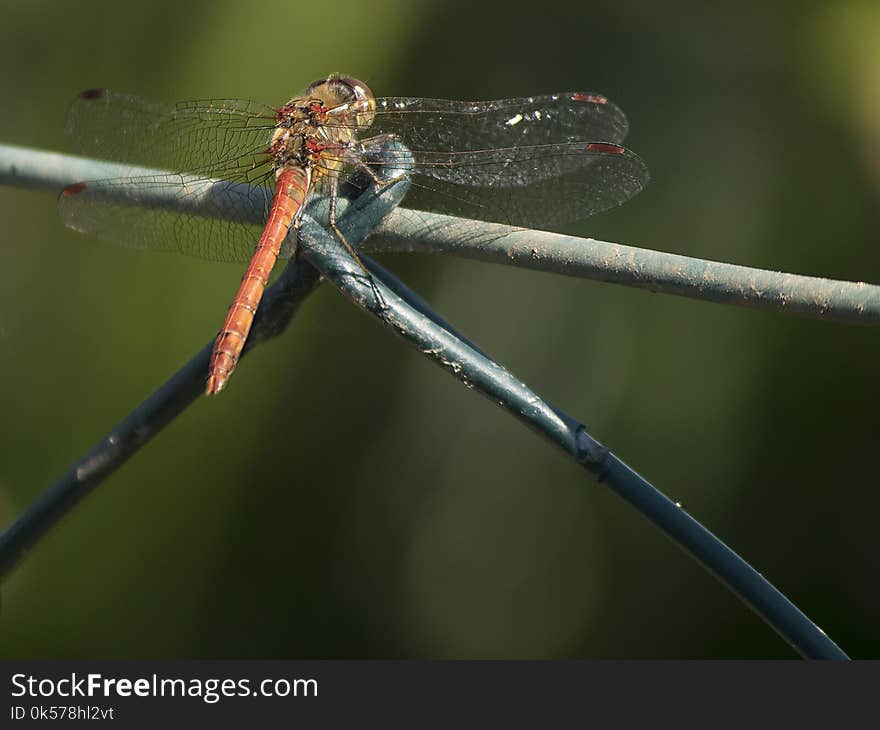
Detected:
left=328, top=180, right=387, bottom=312
left=358, top=164, right=407, bottom=189
left=357, top=133, right=410, bottom=188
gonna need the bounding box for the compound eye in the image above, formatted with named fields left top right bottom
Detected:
left=335, top=76, right=374, bottom=104
left=306, top=75, right=376, bottom=128
left=305, top=75, right=328, bottom=96
left=337, top=77, right=376, bottom=128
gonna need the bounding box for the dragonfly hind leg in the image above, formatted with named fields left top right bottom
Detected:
left=327, top=179, right=388, bottom=312
left=356, top=133, right=411, bottom=189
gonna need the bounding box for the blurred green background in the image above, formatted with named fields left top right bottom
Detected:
left=0, top=0, right=878, bottom=659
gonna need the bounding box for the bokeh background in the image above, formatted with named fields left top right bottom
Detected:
left=0, top=0, right=878, bottom=659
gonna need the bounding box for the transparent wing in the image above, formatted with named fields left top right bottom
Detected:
left=336, top=91, right=630, bottom=148
left=61, top=90, right=283, bottom=261
left=322, top=92, right=647, bottom=226
left=65, top=89, right=277, bottom=175
left=325, top=140, right=648, bottom=227
left=58, top=172, right=282, bottom=263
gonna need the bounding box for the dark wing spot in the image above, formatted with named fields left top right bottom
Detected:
left=79, top=89, right=106, bottom=101
left=573, top=92, right=608, bottom=105
left=585, top=142, right=625, bottom=154
left=62, top=182, right=88, bottom=196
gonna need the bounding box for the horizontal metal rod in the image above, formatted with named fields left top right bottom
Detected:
left=369, top=210, right=880, bottom=325
left=2, top=142, right=876, bottom=326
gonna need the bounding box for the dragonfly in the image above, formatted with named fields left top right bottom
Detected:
left=59, top=75, right=649, bottom=395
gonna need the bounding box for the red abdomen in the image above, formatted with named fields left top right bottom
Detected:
left=205, top=167, right=309, bottom=395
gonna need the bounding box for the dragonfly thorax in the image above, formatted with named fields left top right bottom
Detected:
left=266, top=126, right=300, bottom=169
left=269, top=75, right=376, bottom=178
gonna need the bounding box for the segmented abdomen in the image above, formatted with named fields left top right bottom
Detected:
left=205, top=167, right=309, bottom=395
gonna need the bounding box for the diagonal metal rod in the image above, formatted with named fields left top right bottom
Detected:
left=2, top=142, right=878, bottom=325
left=0, top=163, right=411, bottom=580
left=298, top=204, right=849, bottom=661
left=0, top=141, right=850, bottom=658
left=0, top=262, right=321, bottom=579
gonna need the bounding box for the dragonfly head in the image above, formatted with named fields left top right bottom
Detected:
left=306, top=74, right=376, bottom=129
